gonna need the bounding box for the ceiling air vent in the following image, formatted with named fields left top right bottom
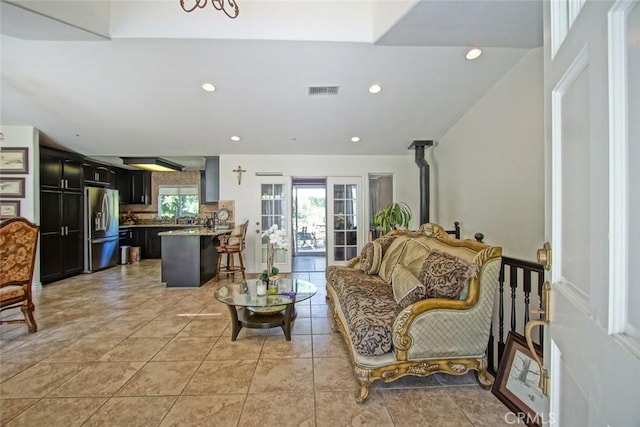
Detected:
left=308, top=86, right=339, bottom=96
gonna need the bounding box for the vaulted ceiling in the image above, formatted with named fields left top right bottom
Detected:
left=1, top=0, right=542, bottom=170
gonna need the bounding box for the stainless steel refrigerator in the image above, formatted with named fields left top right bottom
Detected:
left=84, top=186, right=119, bottom=272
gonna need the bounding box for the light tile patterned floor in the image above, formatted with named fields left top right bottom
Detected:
left=292, top=255, right=326, bottom=273
left=0, top=260, right=513, bottom=426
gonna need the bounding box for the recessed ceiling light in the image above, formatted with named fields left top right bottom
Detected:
left=201, top=83, right=216, bottom=92
left=230, top=136, right=240, bottom=142
left=465, top=48, right=482, bottom=60
left=368, top=84, right=382, bottom=94
left=351, top=136, right=361, bottom=143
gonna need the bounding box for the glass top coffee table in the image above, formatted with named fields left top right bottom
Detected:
left=214, top=277, right=317, bottom=341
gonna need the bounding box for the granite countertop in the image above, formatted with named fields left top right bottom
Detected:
left=157, top=228, right=232, bottom=237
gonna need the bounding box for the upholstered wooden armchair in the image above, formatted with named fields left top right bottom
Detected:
left=216, top=220, right=249, bottom=281
left=0, top=217, right=39, bottom=333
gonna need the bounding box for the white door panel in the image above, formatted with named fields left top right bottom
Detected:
left=326, top=177, right=363, bottom=265
left=255, top=178, right=291, bottom=274
left=542, top=1, right=640, bottom=425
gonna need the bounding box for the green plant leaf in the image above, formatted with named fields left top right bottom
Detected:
left=372, top=202, right=412, bottom=233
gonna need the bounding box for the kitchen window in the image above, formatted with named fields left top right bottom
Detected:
left=158, top=185, right=199, bottom=217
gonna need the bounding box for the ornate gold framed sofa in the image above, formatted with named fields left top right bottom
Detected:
left=326, top=223, right=502, bottom=402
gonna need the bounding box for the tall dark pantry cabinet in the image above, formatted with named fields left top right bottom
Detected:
left=39, top=147, right=84, bottom=283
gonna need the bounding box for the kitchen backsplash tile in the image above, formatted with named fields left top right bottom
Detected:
left=119, top=171, right=235, bottom=224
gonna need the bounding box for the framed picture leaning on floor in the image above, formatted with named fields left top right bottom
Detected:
left=492, top=331, right=546, bottom=427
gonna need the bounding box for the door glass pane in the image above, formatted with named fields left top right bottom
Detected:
left=346, top=184, right=357, bottom=198
left=346, top=247, right=358, bottom=260
left=261, top=183, right=287, bottom=264
left=332, top=182, right=358, bottom=262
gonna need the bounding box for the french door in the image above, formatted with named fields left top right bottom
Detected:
left=255, top=178, right=291, bottom=274
left=326, top=177, right=364, bottom=265
left=539, top=1, right=640, bottom=425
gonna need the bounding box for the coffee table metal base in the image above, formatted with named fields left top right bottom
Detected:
left=226, top=303, right=297, bottom=341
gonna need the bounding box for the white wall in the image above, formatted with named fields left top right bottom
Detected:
left=0, top=125, right=41, bottom=285
left=219, top=154, right=420, bottom=272
left=432, top=47, right=544, bottom=260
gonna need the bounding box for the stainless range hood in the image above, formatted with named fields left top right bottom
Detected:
left=201, top=156, right=220, bottom=203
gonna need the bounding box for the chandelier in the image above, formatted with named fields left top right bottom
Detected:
left=180, top=0, right=239, bottom=19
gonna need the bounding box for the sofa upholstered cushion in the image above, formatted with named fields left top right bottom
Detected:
left=359, top=241, right=383, bottom=275
left=330, top=268, right=402, bottom=356
left=418, top=249, right=478, bottom=299
left=378, top=236, right=410, bottom=283
left=391, top=265, right=426, bottom=308
left=325, top=224, right=504, bottom=403
left=397, top=237, right=432, bottom=279
left=376, top=234, right=398, bottom=255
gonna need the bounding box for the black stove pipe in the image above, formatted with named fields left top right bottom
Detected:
left=408, top=140, right=434, bottom=225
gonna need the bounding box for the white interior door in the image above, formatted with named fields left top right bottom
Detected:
left=326, top=177, right=364, bottom=265
left=255, top=178, right=291, bottom=274
left=542, top=1, right=640, bottom=425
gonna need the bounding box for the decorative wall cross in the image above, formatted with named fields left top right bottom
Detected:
left=232, top=165, right=246, bottom=185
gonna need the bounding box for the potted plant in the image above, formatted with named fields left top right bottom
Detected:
left=260, top=224, right=289, bottom=283
left=372, top=202, right=412, bottom=234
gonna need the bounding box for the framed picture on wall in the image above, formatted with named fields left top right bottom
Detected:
left=0, top=177, right=26, bottom=198
left=491, top=332, right=546, bottom=427
left=0, top=200, right=20, bottom=219
left=0, top=147, right=29, bottom=174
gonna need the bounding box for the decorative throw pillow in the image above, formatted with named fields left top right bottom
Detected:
left=375, top=235, right=397, bottom=255
left=419, top=249, right=478, bottom=299
left=378, top=236, right=410, bottom=283
left=359, top=241, right=383, bottom=275
left=392, top=265, right=426, bottom=308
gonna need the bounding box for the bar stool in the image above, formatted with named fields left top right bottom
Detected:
left=216, top=220, right=249, bottom=281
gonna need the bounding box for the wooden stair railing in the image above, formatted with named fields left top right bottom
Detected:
left=487, top=255, right=545, bottom=376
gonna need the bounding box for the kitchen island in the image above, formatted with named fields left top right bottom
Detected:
left=158, top=228, right=232, bottom=287
left=120, top=224, right=201, bottom=259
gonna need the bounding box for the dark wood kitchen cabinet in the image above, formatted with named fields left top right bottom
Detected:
left=130, top=170, right=151, bottom=205
left=116, top=169, right=151, bottom=205
left=119, top=227, right=145, bottom=248
left=144, top=228, right=163, bottom=259
left=144, top=227, right=181, bottom=259
left=116, top=168, right=131, bottom=204
left=40, top=147, right=83, bottom=192
left=83, top=161, right=117, bottom=187
left=119, top=227, right=133, bottom=247
left=39, top=148, right=84, bottom=283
